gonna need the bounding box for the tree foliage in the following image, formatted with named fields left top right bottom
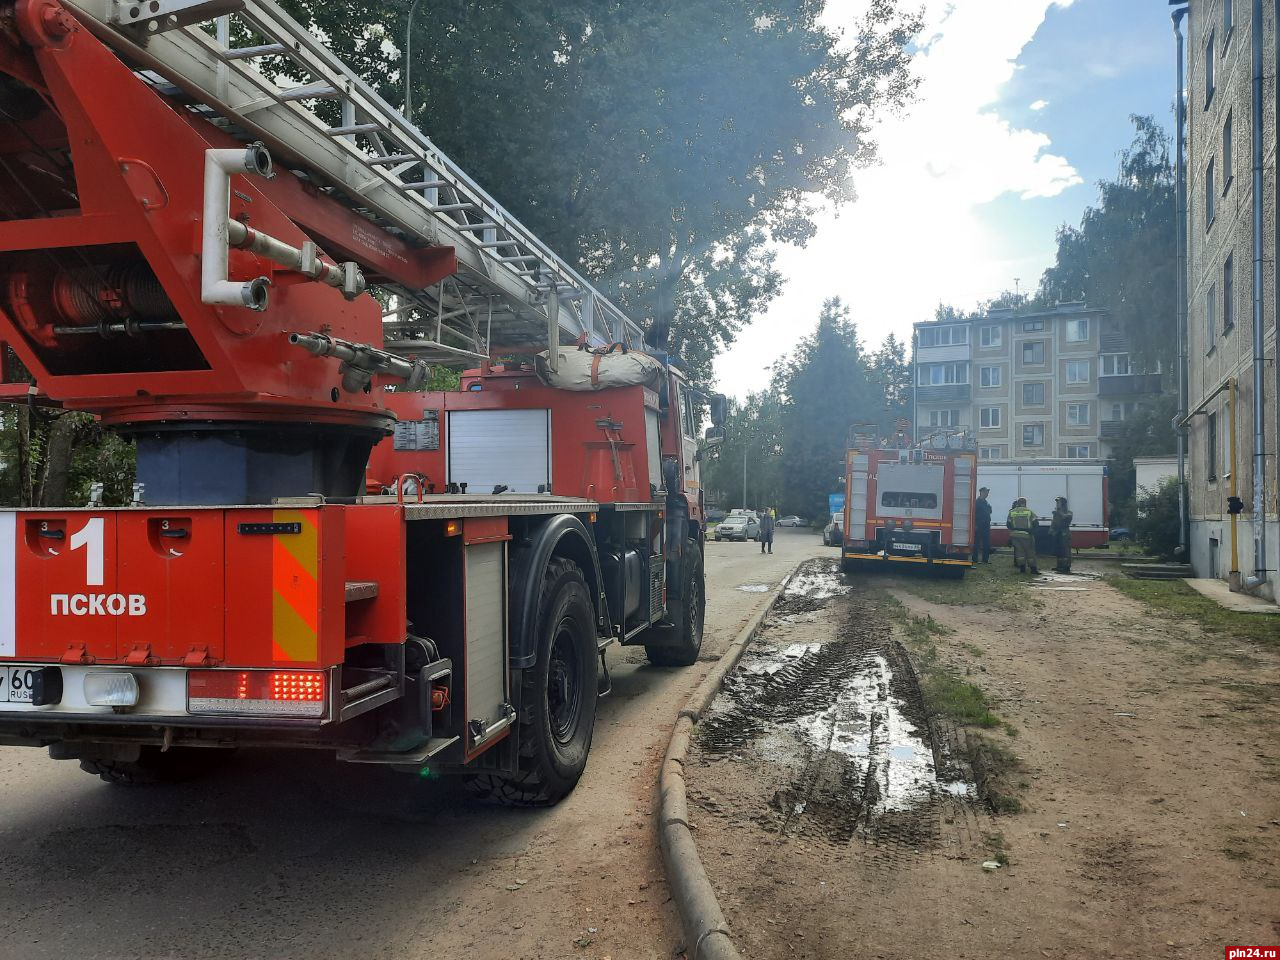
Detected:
left=0, top=408, right=134, bottom=507
left=701, top=389, right=784, bottom=511
left=1134, top=477, right=1182, bottom=561
left=775, top=298, right=902, bottom=519
left=1037, top=115, right=1176, bottom=368
left=283, top=0, right=921, bottom=379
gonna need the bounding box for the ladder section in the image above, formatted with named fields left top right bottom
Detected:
left=63, top=0, right=647, bottom=362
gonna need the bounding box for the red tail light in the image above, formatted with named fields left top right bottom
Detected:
left=187, top=670, right=326, bottom=718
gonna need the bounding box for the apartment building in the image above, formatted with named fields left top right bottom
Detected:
left=1180, top=0, right=1278, bottom=597
left=913, top=303, right=1162, bottom=461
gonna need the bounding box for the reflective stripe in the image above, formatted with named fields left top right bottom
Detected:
left=271, top=510, right=318, bottom=663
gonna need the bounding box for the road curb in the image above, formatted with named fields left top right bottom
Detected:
left=658, top=564, right=800, bottom=960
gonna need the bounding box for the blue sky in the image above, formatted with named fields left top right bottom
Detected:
left=714, top=0, right=1176, bottom=397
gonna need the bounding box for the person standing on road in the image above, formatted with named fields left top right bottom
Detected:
left=1006, top=497, right=1039, bottom=575
left=1051, top=496, right=1073, bottom=574
left=972, top=486, right=992, bottom=564
left=759, top=508, right=775, bottom=554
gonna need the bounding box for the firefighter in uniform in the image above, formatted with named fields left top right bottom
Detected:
left=1006, top=497, right=1039, bottom=574
left=1051, top=496, right=1073, bottom=573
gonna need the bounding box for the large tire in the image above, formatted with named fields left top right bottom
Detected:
left=79, top=746, right=219, bottom=785
left=645, top=540, right=704, bottom=667
left=465, top=557, right=597, bottom=806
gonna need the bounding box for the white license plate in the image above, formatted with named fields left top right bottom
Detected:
left=0, top=666, right=37, bottom=704
left=891, top=542, right=922, bottom=552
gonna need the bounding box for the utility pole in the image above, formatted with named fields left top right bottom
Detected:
left=403, top=0, right=423, bottom=119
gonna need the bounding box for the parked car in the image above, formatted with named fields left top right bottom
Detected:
left=706, top=508, right=726, bottom=524
left=822, top=511, right=843, bottom=547
left=777, top=515, right=806, bottom=526
left=1109, top=526, right=1133, bottom=542
left=715, top=510, right=760, bottom=541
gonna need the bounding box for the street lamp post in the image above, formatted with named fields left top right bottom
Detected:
left=403, top=0, right=423, bottom=119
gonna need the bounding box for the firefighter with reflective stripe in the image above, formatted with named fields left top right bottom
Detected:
left=1006, top=497, right=1039, bottom=574
left=1051, top=496, right=1073, bottom=573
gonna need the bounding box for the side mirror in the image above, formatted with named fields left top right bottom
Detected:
left=709, top=393, right=728, bottom=427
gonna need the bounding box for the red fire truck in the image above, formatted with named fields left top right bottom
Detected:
left=841, top=434, right=978, bottom=575
left=0, top=0, right=723, bottom=803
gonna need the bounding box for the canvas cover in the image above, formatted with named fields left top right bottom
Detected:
left=535, top=345, right=666, bottom=392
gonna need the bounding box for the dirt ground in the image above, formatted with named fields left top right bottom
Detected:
left=687, top=556, right=1280, bottom=960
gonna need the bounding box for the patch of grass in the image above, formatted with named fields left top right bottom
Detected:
left=922, top=674, right=1000, bottom=728
left=1002, top=720, right=1020, bottom=738
left=891, top=559, right=1040, bottom=613
left=1109, top=577, right=1280, bottom=648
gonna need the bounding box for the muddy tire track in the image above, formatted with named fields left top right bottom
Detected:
left=693, top=560, right=979, bottom=859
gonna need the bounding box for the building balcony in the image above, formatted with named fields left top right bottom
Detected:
left=915, top=383, right=971, bottom=404
left=1098, top=373, right=1162, bottom=397
left=1100, top=420, right=1127, bottom=440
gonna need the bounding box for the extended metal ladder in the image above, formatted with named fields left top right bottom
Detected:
left=62, top=0, right=647, bottom=363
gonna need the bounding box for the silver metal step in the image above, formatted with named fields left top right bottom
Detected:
left=64, top=0, right=646, bottom=363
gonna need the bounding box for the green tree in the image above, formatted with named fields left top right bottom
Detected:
left=1134, top=477, right=1181, bottom=561
left=867, top=332, right=912, bottom=433
left=1037, top=116, right=1176, bottom=368
left=282, top=0, right=921, bottom=380
left=777, top=298, right=877, bottom=519
left=1103, top=393, right=1178, bottom=528
left=0, top=407, right=135, bottom=507
left=703, top=389, right=784, bottom=511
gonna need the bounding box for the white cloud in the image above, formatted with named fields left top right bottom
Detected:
left=1030, top=98, right=1049, bottom=110
left=714, top=0, right=1082, bottom=398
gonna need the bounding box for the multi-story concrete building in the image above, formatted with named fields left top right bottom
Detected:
left=912, top=303, right=1162, bottom=462
left=1180, top=0, right=1278, bottom=598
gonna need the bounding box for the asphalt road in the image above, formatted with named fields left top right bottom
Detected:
left=0, top=528, right=825, bottom=960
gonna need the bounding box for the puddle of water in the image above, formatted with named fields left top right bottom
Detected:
left=786, top=653, right=940, bottom=813
left=786, top=567, right=850, bottom=601
left=941, top=781, right=971, bottom=797
left=740, top=642, right=822, bottom=675
left=1033, top=571, right=1101, bottom=584
left=737, top=583, right=771, bottom=593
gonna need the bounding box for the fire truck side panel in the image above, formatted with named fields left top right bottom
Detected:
left=369, top=376, right=657, bottom=504
left=342, top=504, right=409, bottom=649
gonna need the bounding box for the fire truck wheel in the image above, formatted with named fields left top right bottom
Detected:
left=79, top=746, right=222, bottom=785
left=645, top=541, right=704, bottom=667
left=466, top=557, right=597, bottom=806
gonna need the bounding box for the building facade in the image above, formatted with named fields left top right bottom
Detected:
left=1182, top=0, right=1278, bottom=597
left=913, top=304, right=1162, bottom=462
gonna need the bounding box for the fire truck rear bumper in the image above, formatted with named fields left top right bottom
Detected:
left=843, top=551, right=972, bottom=566
left=0, top=664, right=341, bottom=738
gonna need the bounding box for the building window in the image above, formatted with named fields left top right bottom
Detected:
left=1065, top=445, right=1091, bottom=459
left=979, top=365, right=1002, bottom=388
left=1109, top=401, right=1137, bottom=422
left=1022, top=341, right=1045, bottom=365
left=1223, top=112, right=1233, bottom=188
left=979, top=446, right=1002, bottom=460
left=1066, top=360, right=1090, bottom=384
left=1065, top=318, right=1089, bottom=342
left=1223, top=253, right=1234, bottom=331
left=1100, top=354, right=1130, bottom=376
left=979, top=407, right=1001, bottom=429
left=929, top=409, right=961, bottom=428
left=1207, top=411, right=1218, bottom=481
left=918, top=362, right=969, bottom=386
left=1023, top=382, right=1046, bottom=406
left=1022, top=424, right=1045, bottom=448
left=1205, top=33, right=1215, bottom=107
left=918, top=325, right=968, bottom=347
left=1206, top=158, right=1215, bottom=227
left=1022, top=319, right=1045, bottom=332
left=1207, top=283, right=1217, bottom=351
left=1066, top=402, right=1090, bottom=427
left=979, top=325, right=1002, bottom=348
